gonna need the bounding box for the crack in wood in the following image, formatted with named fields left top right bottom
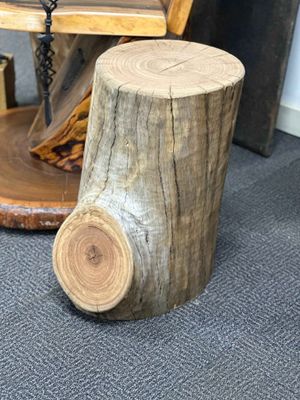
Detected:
left=169, top=88, right=181, bottom=216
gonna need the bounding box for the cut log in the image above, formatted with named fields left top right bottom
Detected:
left=53, top=40, right=244, bottom=319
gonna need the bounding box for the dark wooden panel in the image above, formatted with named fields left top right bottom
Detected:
left=213, top=0, right=299, bottom=155
left=190, top=0, right=299, bottom=156
left=188, top=0, right=217, bottom=45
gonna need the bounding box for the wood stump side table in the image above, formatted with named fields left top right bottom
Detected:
left=53, top=40, right=245, bottom=320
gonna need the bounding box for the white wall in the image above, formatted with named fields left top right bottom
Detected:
left=277, top=8, right=300, bottom=137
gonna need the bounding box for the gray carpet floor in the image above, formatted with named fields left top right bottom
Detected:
left=0, top=31, right=299, bottom=399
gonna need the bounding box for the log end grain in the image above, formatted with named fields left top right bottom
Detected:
left=53, top=206, right=134, bottom=313
left=97, top=39, right=245, bottom=98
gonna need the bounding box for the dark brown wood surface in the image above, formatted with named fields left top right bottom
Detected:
left=190, top=0, right=299, bottom=156
left=0, top=107, right=80, bottom=230
left=188, top=0, right=218, bottom=45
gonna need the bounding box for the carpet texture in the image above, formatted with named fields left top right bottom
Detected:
left=0, top=31, right=299, bottom=399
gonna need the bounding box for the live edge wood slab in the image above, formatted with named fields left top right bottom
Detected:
left=53, top=40, right=244, bottom=320
left=0, top=0, right=167, bottom=36
left=0, top=107, right=80, bottom=230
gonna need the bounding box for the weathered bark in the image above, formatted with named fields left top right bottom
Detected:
left=53, top=40, right=244, bottom=320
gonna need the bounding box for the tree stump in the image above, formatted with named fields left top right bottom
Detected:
left=53, top=40, right=244, bottom=320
